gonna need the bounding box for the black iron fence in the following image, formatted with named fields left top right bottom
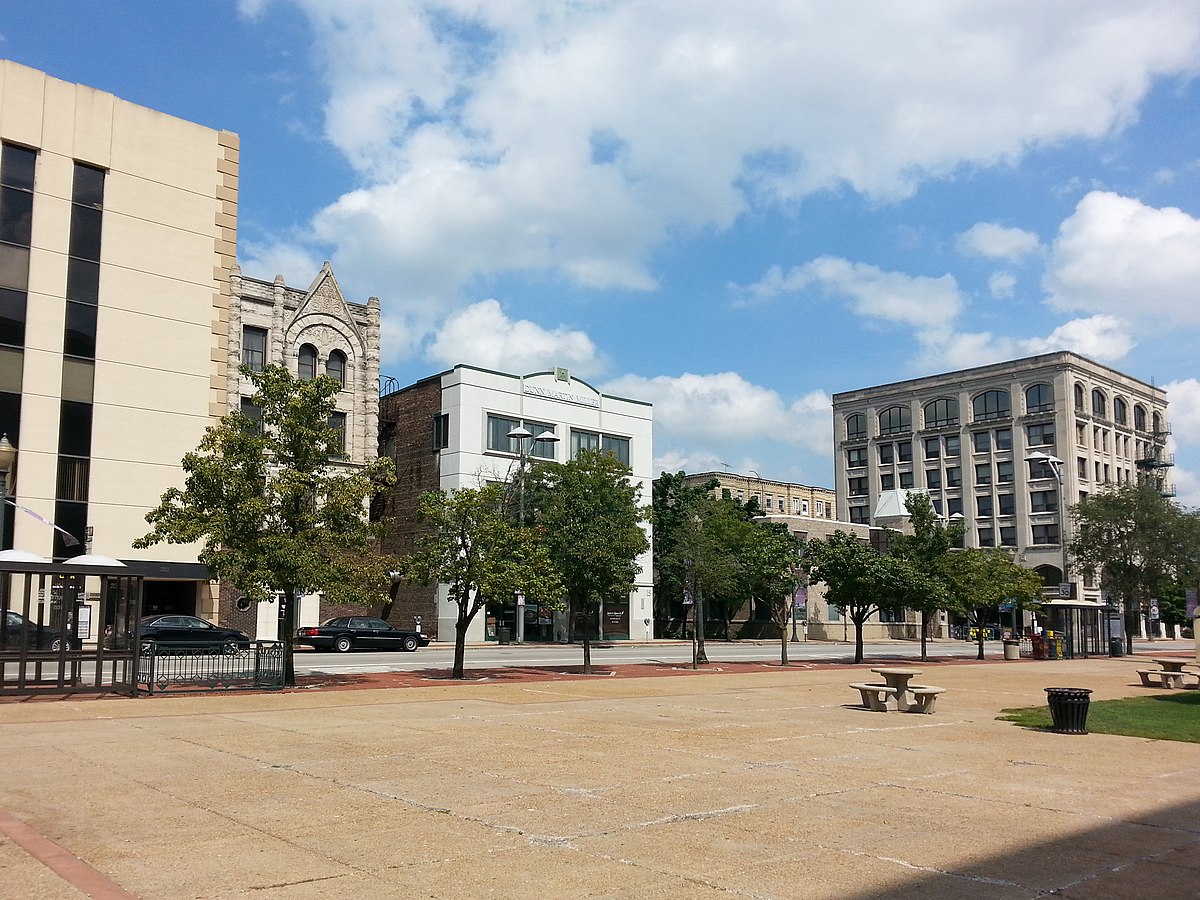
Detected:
left=139, top=641, right=285, bottom=694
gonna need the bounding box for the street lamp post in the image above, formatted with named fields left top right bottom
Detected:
left=0, top=435, right=15, bottom=551
left=1024, top=451, right=1069, bottom=593
left=507, top=425, right=559, bottom=644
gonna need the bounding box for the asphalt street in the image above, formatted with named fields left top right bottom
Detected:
left=292, top=637, right=1184, bottom=676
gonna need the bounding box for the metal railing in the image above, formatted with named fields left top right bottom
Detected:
left=139, top=641, right=285, bottom=694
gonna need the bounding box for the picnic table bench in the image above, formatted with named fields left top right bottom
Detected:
left=1137, top=658, right=1199, bottom=689
left=849, top=675, right=947, bottom=713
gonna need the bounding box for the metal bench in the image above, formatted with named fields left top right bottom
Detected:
left=1136, top=669, right=1186, bottom=689
left=848, top=682, right=897, bottom=711
left=907, top=685, right=946, bottom=714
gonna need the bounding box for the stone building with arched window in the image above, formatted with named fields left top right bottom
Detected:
left=222, top=262, right=381, bottom=637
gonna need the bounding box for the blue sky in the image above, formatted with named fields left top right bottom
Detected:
left=6, top=1, right=1200, bottom=501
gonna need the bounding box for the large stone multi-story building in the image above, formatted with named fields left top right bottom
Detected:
left=377, top=365, right=654, bottom=643
left=683, top=471, right=835, bottom=520
left=219, top=263, right=382, bottom=638
left=832, top=351, right=1171, bottom=619
left=0, top=60, right=237, bottom=618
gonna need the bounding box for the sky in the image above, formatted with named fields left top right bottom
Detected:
left=5, top=1, right=1200, bottom=502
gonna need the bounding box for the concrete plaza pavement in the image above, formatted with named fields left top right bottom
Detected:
left=1, top=652, right=1198, bottom=899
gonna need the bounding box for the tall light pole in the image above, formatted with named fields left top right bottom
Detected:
left=507, top=425, right=559, bottom=643
left=1024, top=451, right=1069, bottom=596
left=0, top=435, right=15, bottom=551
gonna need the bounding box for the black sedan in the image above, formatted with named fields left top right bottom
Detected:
left=111, top=614, right=251, bottom=653
left=296, top=616, right=430, bottom=653
left=2, top=609, right=74, bottom=651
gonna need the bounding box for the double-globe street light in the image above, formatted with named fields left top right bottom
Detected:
left=507, top=425, right=559, bottom=643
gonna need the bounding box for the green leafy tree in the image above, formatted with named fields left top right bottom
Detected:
left=135, top=365, right=396, bottom=685
left=803, top=530, right=910, bottom=664
left=393, top=484, right=563, bottom=679
left=940, top=549, right=1044, bottom=659
left=533, top=449, right=650, bottom=673
left=888, top=492, right=962, bottom=660
left=658, top=492, right=744, bottom=665
left=1070, top=481, right=1200, bottom=652
left=652, top=472, right=718, bottom=636
left=739, top=521, right=802, bottom=665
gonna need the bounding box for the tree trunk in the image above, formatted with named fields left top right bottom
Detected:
left=453, top=606, right=469, bottom=679
left=920, top=609, right=929, bottom=662
left=695, top=586, right=709, bottom=664
left=779, top=631, right=789, bottom=666
left=975, top=612, right=985, bottom=660
left=853, top=613, right=866, bottom=664
left=582, top=603, right=593, bottom=674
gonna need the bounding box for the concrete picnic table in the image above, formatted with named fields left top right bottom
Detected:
left=1150, top=658, right=1192, bottom=673
left=870, top=667, right=924, bottom=711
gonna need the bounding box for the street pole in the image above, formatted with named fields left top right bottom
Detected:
left=0, top=435, right=16, bottom=552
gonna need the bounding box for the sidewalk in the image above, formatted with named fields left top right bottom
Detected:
left=1, top=655, right=1198, bottom=898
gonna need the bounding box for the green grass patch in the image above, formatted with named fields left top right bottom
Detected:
left=998, top=691, right=1200, bottom=743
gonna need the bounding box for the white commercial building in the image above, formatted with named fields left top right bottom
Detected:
left=380, top=365, right=654, bottom=643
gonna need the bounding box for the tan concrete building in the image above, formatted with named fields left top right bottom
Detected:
left=832, top=351, right=1170, bottom=646
left=0, top=60, right=237, bottom=619
left=683, top=471, right=835, bottom=519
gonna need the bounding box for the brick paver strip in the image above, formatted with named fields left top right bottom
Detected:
left=0, top=808, right=138, bottom=899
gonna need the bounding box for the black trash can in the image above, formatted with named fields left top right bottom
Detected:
left=1044, top=687, right=1092, bottom=734
left=1109, top=637, right=1124, bottom=657
left=497, top=627, right=511, bottom=645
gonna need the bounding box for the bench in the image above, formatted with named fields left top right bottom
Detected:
left=848, top=682, right=897, bottom=711
left=907, top=685, right=946, bottom=714
left=1136, top=669, right=1186, bottom=689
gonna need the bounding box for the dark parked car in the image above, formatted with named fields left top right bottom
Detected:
left=296, top=616, right=430, bottom=653
left=2, top=609, right=73, bottom=651
left=108, top=614, right=250, bottom=653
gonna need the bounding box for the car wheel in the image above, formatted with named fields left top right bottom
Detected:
left=140, top=640, right=157, bottom=656
left=334, top=635, right=353, bottom=653
left=401, top=635, right=419, bottom=652
left=49, top=637, right=64, bottom=652
left=221, top=639, right=240, bottom=655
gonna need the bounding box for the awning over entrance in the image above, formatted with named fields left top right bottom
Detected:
left=117, top=560, right=211, bottom=580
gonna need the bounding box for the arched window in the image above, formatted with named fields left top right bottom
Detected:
left=1074, top=383, right=1085, bottom=411
left=297, top=344, right=317, bottom=380
left=1134, top=404, right=1147, bottom=431
left=1025, top=383, right=1053, bottom=413
left=878, top=405, right=911, bottom=435
left=1113, top=397, right=1127, bottom=426
left=972, top=390, right=1010, bottom=421
left=1091, top=389, right=1106, bottom=418
left=923, top=398, right=958, bottom=429
left=846, top=413, right=867, bottom=441
left=326, top=349, right=346, bottom=387
left=1152, top=411, right=1163, bottom=433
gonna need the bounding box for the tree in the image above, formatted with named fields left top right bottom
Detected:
left=394, top=484, right=563, bottom=679
left=533, top=449, right=650, bottom=674
left=803, top=530, right=910, bottom=664
left=888, top=492, right=961, bottom=660
left=652, top=472, right=718, bottom=637
left=657, top=492, right=745, bottom=665
left=940, top=549, right=1044, bottom=659
left=1070, top=481, right=1200, bottom=652
left=135, top=365, right=396, bottom=685
left=739, top=521, right=802, bottom=665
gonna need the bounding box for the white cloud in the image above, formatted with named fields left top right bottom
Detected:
left=956, top=223, right=1041, bottom=261
left=1164, top=378, right=1200, bottom=445
left=425, top=300, right=604, bottom=377
left=243, top=1, right=1200, bottom=341
left=602, top=372, right=833, bottom=478
left=734, top=257, right=963, bottom=334
left=1044, top=191, right=1200, bottom=329
left=918, top=314, right=1134, bottom=371
left=988, top=271, right=1017, bottom=299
